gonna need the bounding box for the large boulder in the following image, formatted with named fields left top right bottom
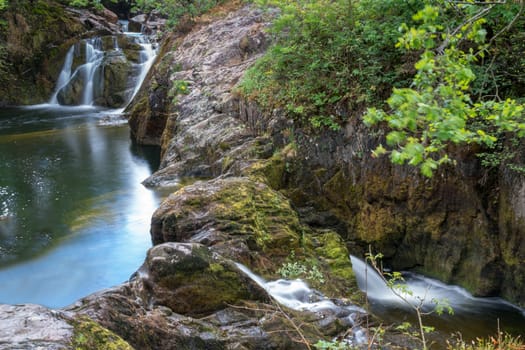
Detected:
left=135, top=242, right=269, bottom=316
left=0, top=304, right=133, bottom=350
left=150, top=177, right=356, bottom=297
left=96, top=52, right=134, bottom=107
left=56, top=69, right=87, bottom=105
left=0, top=304, right=73, bottom=349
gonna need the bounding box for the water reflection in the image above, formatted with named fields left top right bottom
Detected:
left=0, top=106, right=161, bottom=307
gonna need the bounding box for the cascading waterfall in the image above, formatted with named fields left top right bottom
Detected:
left=235, top=263, right=368, bottom=346
left=49, top=46, right=75, bottom=105
left=349, top=255, right=525, bottom=341
left=129, top=36, right=156, bottom=102
left=81, top=37, right=104, bottom=106
left=49, top=26, right=156, bottom=108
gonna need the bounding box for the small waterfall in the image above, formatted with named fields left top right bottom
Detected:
left=82, top=38, right=104, bottom=105
left=49, top=30, right=156, bottom=108
left=113, top=36, right=120, bottom=51
left=235, top=263, right=368, bottom=346
left=49, top=46, right=75, bottom=104
left=119, top=20, right=129, bottom=33
left=129, top=37, right=156, bottom=102
left=349, top=255, right=401, bottom=302
left=350, top=255, right=525, bottom=314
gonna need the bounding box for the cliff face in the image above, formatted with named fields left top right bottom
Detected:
left=0, top=1, right=119, bottom=105
left=132, top=3, right=525, bottom=307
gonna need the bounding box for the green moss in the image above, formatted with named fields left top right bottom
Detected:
left=246, top=150, right=286, bottom=189
left=314, top=231, right=354, bottom=281
left=71, top=317, right=134, bottom=350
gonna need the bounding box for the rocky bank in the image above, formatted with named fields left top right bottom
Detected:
left=128, top=0, right=525, bottom=308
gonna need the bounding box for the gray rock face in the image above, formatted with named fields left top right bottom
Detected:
left=128, top=5, right=271, bottom=184
left=128, top=13, right=166, bottom=35
left=0, top=304, right=73, bottom=349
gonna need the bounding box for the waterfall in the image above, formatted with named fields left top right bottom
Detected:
left=235, top=263, right=368, bottom=346
left=349, top=255, right=401, bottom=302
left=82, top=38, right=104, bottom=106
left=49, top=31, right=156, bottom=108
left=49, top=46, right=75, bottom=104
left=119, top=20, right=129, bottom=33
left=350, top=255, right=525, bottom=314
left=129, top=37, right=156, bottom=103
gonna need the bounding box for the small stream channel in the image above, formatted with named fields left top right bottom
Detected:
left=350, top=256, right=525, bottom=344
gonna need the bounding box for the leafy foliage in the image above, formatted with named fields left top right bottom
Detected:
left=278, top=251, right=325, bottom=284
left=363, top=4, right=525, bottom=177
left=68, top=0, right=107, bottom=9
left=131, top=0, right=224, bottom=27
left=447, top=332, right=525, bottom=350
left=238, top=0, right=418, bottom=130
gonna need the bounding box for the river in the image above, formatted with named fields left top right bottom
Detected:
left=0, top=105, right=161, bottom=307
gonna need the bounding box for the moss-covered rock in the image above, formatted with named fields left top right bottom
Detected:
left=71, top=317, right=134, bottom=350
left=151, top=177, right=302, bottom=270
left=136, top=242, right=269, bottom=317
left=150, top=177, right=358, bottom=297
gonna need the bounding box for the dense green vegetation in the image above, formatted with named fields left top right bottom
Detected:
left=131, top=0, right=224, bottom=27
left=239, top=0, right=419, bottom=131
left=238, top=0, right=525, bottom=176
left=364, top=4, right=525, bottom=177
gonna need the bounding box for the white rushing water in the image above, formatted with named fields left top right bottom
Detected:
left=82, top=38, right=104, bottom=105
left=49, top=28, right=156, bottom=108
left=129, top=41, right=156, bottom=103
left=235, top=263, right=368, bottom=346
left=49, top=46, right=75, bottom=105
left=349, top=255, right=525, bottom=341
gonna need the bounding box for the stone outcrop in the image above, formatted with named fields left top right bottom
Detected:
left=149, top=177, right=356, bottom=296
left=129, top=11, right=166, bottom=35
left=125, top=0, right=525, bottom=309
left=0, top=304, right=133, bottom=350
left=134, top=242, right=269, bottom=317
left=127, top=4, right=270, bottom=167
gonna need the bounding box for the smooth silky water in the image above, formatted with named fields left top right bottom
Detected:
left=0, top=105, right=161, bottom=307
left=350, top=256, right=525, bottom=345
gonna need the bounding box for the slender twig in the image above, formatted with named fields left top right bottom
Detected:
left=272, top=300, right=313, bottom=350
left=436, top=5, right=495, bottom=54
left=489, top=0, right=524, bottom=45
left=226, top=300, right=313, bottom=350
